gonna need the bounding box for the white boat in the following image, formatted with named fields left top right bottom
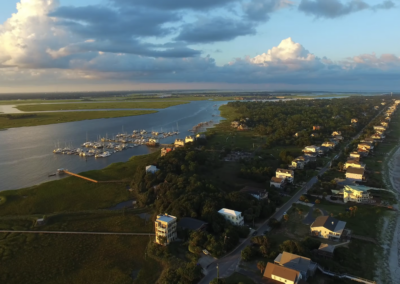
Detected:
left=53, top=148, right=62, bottom=154
left=95, top=151, right=111, bottom=158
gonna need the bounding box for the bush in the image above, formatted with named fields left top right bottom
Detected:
left=241, top=246, right=256, bottom=261
left=268, top=218, right=281, bottom=229
left=0, top=196, right=6, bottom=205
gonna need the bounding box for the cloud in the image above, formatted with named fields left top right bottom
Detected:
left=176, top=17, right=256, bottom=43
left=298, top=0, right=395, bottom=18
left=243, top=0, right=294, bottom=22
left=110, top=0, right=237, bottom=10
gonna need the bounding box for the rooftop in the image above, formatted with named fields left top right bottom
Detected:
left=276, top=168, right=294, bottom=174
left=346, top=167, right=365, bottom=175
left=156, top=214, right=177, bottom=223
left=264, top=262, right=300, bottom=282
left=218, top=208, right=242, bottom=217
left=275, top=251, right=311, bottom=273
left=318, top=243, right=335, bottom=253
left=271, top=177, right=284, bottom=183
left=311, top=216, right=346, bottom=233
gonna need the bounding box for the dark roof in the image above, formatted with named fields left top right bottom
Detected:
left=346, top=167, right=365, bottom=175
left=240, top=186, right=266, bottom=195
left=311, top=216, right=339, bottom=231
left=177, top=217, right=207, bottom=231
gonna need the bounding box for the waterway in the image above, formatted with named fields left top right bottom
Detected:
left=0, top=100, right=226, bottom=192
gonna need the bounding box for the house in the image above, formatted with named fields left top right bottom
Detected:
left=155, top=214, right=177, bottom=245
left=263, top=262, right=302, bottom=284
left=349, top=151, right=360, bottom=160
left=174, top=138, right=185, bottom=147
left=331, top=131, right=341, bottom=136
left=361, top=137, right=375, bottom=144
left=351, top=118, right=358, bottom=124
left=310, top=216, right=346, bottom=240
left=381, top=102, right=386, bottom=105
left=317, top=243, right=335, bottom=259
left=185, top=135, right=195, bottom=143
left=292, top=156, right=309, bottom=169
left=385, top=116, right=391, bottom=121
left=36, top=218, right=46, bottom=226
left=332, top=135, right=343, bottom=141
left=274, top=251, right=317, bottom=279
left=302, top=145, right=319, bottom=153
left=177, top=217, right=207, bottom=232
left=240, top=186, right=268, bottom=200
left=358, top=142, right=374, bottom=151
left=381, top=121, right=389, bottom=128
left=318, top=146, right=330, bottom=155
left=145, top=165, right=159, bottom=174
left=310, top=133, right=317, bottom=137
left=357, top=148, right=369, bottom=157
left=313, top=126, right=322, bottom=130
left=237, top=124, right=249, bottom=131
left=373, top=125, right=386, bottom=132
left=371, top=133, right=384, bottom=140
left=161, top=147, right=175, bottom=157
left=276, top=168, right=294, bottom=183
left=218, top=208, right=244, bottom=226
left=345, top=167, right=365, bottom=181
left=374, top=106, right=380, bottom=110
left=322, top=141, right=336, bottom=149
left=231, top=121, right=239, bottom=128
left=270, top=177, right=285, bottom=189
left=344, top=160, right=366, bottom=170
left=343, top=185, right=373, bottom=203
left=196, top=133, right=206, bottom=139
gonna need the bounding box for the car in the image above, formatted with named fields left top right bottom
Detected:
left=251, top=231, right=258, bottom=236
left=202, top=249, right=209, bottom=255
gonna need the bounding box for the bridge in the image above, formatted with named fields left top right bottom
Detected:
left=57, top=169, right=127, bottom=184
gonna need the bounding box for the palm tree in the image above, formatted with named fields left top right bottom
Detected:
left=257, top=261, right=266, bottom=273
left=353, top=206, right=358, bottom=216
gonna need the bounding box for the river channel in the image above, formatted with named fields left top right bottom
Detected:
left=0, top=100, right=226, bottom=192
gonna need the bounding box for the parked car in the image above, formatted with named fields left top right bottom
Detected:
left=203, top=249, right=209, bottom=255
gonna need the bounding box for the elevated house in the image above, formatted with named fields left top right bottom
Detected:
left=155, top=214, right=177, bottom=245
left=185, top=135, right=195, bottom=143
left=218, top=208, right=244, bottom=226
left=381, top=121, right=389, bottom=128
left=371, top=133, right=384, bottom=140
left=332, top=135, right=343, bottom=141
left=240, top=186, right=268, bottom=200
left=361, top=137, right=375, bottom=144
left=276, top=168, right=294, bottom=183
left=270, top=177, right=285, bottom=189
left=345, top=167, right=365, bottom=181
left=310, top=216, right=346, bottom=241
left=344, top=160, right=366, bottom=170
left=318, top=146, right=330, bottom=155
left=263, top=262, right=302, bottom=284
left=385, top=116, right=391, bottom=122
left=274, top=251, right=317, bottom=280
left=291, top=156, right=309, bottom=169
left=357, top=148, right=369, bottom=157
left=358, top=142, right=374, bottom=151
left=174, top=138, right=185, bottom=147
left=331, top=131, right=341, bottom=136
left=146, top=165, right=159, bottom=174
left=342, top=185, right=373, bottom=203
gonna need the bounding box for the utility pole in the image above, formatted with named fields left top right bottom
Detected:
left=217, top=263, right=219, bottom=281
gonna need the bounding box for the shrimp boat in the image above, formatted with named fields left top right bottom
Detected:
left=145, top=138, right=159, bottom=147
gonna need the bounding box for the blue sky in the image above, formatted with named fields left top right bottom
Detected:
left=0, top=0, right=399, bottom=93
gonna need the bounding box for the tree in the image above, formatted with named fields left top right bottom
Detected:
left=210, top=278, right=226, bottom=284
left=349, top=207, right=354, bottom=217
left=304, top=199, right=309, bottom=203
left=353, top=205, right=358, bottom=216
left=299, top=195, right=306, bottom=201
left=338, top=162, right=344, bottom=171
left=315, top=199, right=321, bottom=204
left=257, top=261, right=266, bottom=273
left=241, top=246, right=255, bottom=261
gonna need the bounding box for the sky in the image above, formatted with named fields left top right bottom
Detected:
left=0, top=0, right=399, bottom=93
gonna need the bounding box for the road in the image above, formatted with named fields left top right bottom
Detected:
left=199, top=106, right=386, bottom=284
left=0, top=230, right=155, bottom=236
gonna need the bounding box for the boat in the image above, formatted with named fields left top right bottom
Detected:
left=53, top=148, right=62, bottom=154
left=95, top=151, right=111, bottom=158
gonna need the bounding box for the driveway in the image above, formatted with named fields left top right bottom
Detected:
left=303, top=206, right=316, bottom=225
left=198, top=255, right=216, bottom=273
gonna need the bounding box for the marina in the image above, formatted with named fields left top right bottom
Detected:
left=0, top=100, right=224, bottom=192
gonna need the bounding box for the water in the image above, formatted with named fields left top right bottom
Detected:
left=0, top=101, right=225, bottom=192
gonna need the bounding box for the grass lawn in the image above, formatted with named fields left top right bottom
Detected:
left=224, top=272, right=256, bottom=284
left=0, top=152, right=159, bottom=216
left=0, top=110, right=157, bottom=129
left=16, top=101, right=188, bottom=112
left=0, top=231, right=160, bottom=284
left=270, top=205, right=310, bottom=241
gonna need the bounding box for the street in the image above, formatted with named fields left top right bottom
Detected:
left=198, top=106, right=386, bottom=284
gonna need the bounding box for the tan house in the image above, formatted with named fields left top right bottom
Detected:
left=310, top=216, right=346, bottom=240
left=276, top=168, right=294, bottom=183
left=385, top=116, right=391, bottom=121
left=155, top=214, right=177, bottom=245
left=174, top=138, right=185, bottom=147
left=345, top=167, right=365, bottom=181
left=270, top=177, right=285, bottom=188
left=302, top=145, right=319, bottom=153
left=263, top=262, right=302, bottom=284
left=351, top=118, right=358, bottom=124
left=331, top=131, right=341, bottom=136
left=344, top=160, right=366, bottom=170
left=371, top=133, right=384, bottom=140
left=349, top=151, right=360, bottom=160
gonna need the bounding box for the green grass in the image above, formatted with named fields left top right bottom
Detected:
left=0, top=110, right=157, bottom=129
left=0, top=152, right=159, bottom=216
left=16, top=101, right=188, bottom=112
left=224, top=272, right=256, bottom=284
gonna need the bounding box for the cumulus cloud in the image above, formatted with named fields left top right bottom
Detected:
left=176, top=17, right=256, bottom=43
left=298, top=0, right=395, bottom=18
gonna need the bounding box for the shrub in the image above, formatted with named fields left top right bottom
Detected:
left=0, top=196, right=6, bottom=205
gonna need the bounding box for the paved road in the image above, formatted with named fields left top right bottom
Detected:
left=198, top=106, right=387, bottom=284
left=0, top=230, right=155, bottom=236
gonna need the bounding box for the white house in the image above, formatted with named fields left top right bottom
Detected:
left=264, top=262, right=302, bottom=284
left=174, top=139, right=185, bottom=147
left=155, top=214, right=177, bottom=245
left=310, top=216, right=346, bottom=240
left=345, top=167, right=365, bottom=181
left=343, top=185, right=373, bottom=203
left=146, top=165, right=159, bottom=174
left=218, top=208, right=244, bottom=226
left=302, top=145, right=319, bottom=153
left=276, top=169, right=294, bottom=183
left=270, top=177, right=285, bottom=188
left=344, top=160, right=366, bottom=170
left=185, top=135, right=195, bottom=143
